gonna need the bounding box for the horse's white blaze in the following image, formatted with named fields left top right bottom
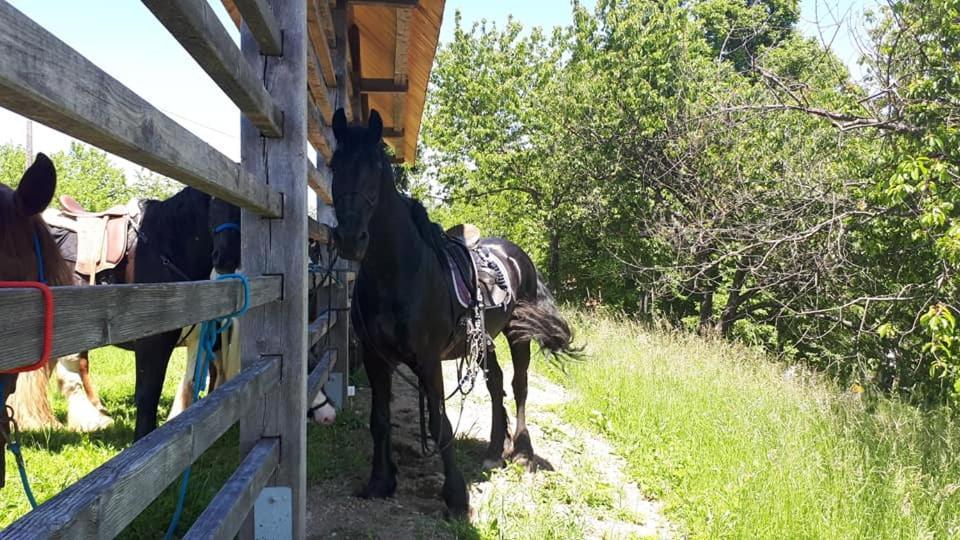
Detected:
left=308, top=389, right=337, bottom=425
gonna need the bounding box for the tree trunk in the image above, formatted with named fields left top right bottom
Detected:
left=720, top=267, right=748, bottom=337
left=698, top=262, right=719, bottom=334
left=548, top=229, right=561, bottom=293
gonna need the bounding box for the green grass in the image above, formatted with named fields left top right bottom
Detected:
left=1, top=346, right=359, bottom=536
left=542, top=310, right=960, bottom=539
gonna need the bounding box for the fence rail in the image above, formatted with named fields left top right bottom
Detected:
left=0, top=2, right=283, bottom=217
left=0, top=277, right=282, bottom=372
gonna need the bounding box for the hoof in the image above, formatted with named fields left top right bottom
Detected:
left=67, top=395, right=114, bottom=432
left=357, top=477, right=396, bottom=499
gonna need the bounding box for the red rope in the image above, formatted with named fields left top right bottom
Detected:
left=0, top=281, right=53, bottom=373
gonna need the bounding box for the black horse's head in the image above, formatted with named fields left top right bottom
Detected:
left=330, top=107, right=385, bottom=261
left=208, top=197, right=241, bottom=274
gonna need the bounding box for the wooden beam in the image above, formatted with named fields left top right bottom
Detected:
left=308, top=96, right=335, bottom=163
left=307, top=46, right=334, bottom=121
left=359, top=78, right=409, bottom=94
left=317, top=0, right=336, bottom=49
left=0, top=277, right=281, bottom=372
left=307, top=349, right=336, bottom=403
left=2, top=357, right=281, bottom=539
left=348, top=24, right=364, bottom=120
left=382, top=127, right=404, bottom=138
left=0, top=3, right=281, bottom=217
left=220, top=0, right=243, bottom=28
left=331, top=5, right=354, bottom=121
left=183, top=438, right=280, bottom=540
left=307, top=0, right=337, bottom=88
left=393, top=6, right=411, bottom=144
left=308, top=216, right=332, bottom=243
left=308, top=160, right=334, bottom=204
left=143, top=0, right=284, bottom=137
left=239, top=0, right=310, bottom=535
left=221, top=0, right=282, bottom=56
left=309, top=310, right=337, bottom=347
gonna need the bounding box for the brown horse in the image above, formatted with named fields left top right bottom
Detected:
left=0, top=154, right=74, bottom=431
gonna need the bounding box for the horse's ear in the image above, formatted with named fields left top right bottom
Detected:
left=15, top=153, right=56, bottom=216
left=367, top=110, right=383, bottom=144
left=332, top=108, right=348, bottom=142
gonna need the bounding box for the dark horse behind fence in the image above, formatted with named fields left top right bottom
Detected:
left=329, top=108, right=580, bottom=517
left=13, top=183, right=241, bottom=440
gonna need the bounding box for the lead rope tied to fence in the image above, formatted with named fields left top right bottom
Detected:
left=0, top=230, right=54, bottom=507
left=165, top=273, right=250, bottom=540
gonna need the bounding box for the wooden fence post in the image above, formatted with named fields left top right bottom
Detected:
left=239, top=0, right=309, bottom=538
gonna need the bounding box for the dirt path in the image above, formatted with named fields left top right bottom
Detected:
left=306, top=362, right=674, bottom=539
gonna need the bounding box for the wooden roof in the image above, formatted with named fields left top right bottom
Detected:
left=351, top=0, right=444, bottom=164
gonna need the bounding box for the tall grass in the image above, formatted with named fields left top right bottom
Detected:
left=546, top=311, right=960, bottom=539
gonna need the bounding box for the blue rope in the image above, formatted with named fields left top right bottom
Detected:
left=165, top=274, right=249, bottom=539
left=1, top=379, right=38, bottom=509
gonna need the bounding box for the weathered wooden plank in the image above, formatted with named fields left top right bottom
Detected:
left=307, top=45, right=334, bottom=121
left=308, top=216, right=332, bottom=243
left=327, top=270, right=352, bottom=409
left=220, top=0, right=243, bottom=28
left=143, top=0, right=284, bottom=137
left=317, top=0, right=336, bottom=49
left=239, top=0, right=310, bottom=536
left=308, top=96, right=335, bottom=163
left=0, top=277, right=281, bottom=372
left=182, top=438, right=280, bottom=540
left=348, top=23, right=363, bottom=121
left=307, top=0, right=337, bottom=88
left=2, top=357, right=281, bottom=539
left=307, top=349, right=336, bottom=402
left=308, top=160, right=334, bottom=204
left=224, top=0, right=283, bottom=56
left=360, top=78, right=409, bottom=94
left=309, top=310, right=336, bottom=347
left=392, top=6, right=411, bottom=155
left=332, top=4, right=354, bottom=121
left=0, top=2, right=282, bottom=217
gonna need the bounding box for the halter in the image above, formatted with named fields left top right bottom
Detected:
left=213, top=222, right=240, bottom=234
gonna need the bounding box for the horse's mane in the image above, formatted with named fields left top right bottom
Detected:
left=140, top=186, right=209, bottom=244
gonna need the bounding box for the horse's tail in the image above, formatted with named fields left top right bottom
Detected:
left=507, top=273, right=582, bottom=361
left=7, top=362, right=59, bottom=430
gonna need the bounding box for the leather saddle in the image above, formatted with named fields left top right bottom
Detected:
left=43, top=195, right=139, bottom=284
left=444, top=223, right=512, bottom=311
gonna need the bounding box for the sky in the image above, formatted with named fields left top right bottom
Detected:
left=0, top=0, right=880, bottom=179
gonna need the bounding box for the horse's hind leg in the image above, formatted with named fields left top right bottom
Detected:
left=359, top=353, right=398, bottom=499
left=507, top=336, right=535, bottom=463
left=423, top=363, right=469, bottom=517
left=482, top=345, right=510, bottom=470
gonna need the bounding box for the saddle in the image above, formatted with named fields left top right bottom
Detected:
left=43, top=195, right=139, bottom=284
left=444, top=223, right=513, bottom=311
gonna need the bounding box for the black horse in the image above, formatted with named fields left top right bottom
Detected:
left=329, top=108, right=579, bottom=517
left=48, top=187, right=240, bottom=440
left=129, top=188, right=239, bottom=440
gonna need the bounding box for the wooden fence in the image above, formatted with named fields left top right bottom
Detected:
left=0, top=0, right=359, bottom=537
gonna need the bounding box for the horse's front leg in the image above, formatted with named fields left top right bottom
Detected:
left=133, top=330, right=180, bottom=441
left=423, top=363, right=469, bottom=518
left=359, top=351, right=397, bottom=499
